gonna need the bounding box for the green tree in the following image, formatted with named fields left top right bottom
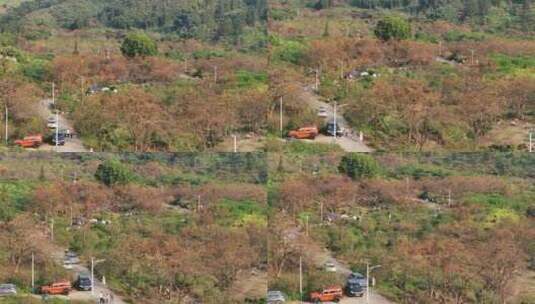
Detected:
left=120, top=32, right=158, bottom=58
left=95, top=159, right=135, bottom=186
left=374, top=15, right=411, bottom=41
left=338, top=154, right=380, bottom=179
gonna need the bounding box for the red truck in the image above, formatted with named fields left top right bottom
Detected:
left=288, top=126, right=319, bottom=140
left=310, top=286, right=343, bottom=303
left=14, top=135, right=43, bottom=148
left=39, top=281, right=71, bottom=295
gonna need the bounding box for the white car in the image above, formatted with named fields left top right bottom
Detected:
left=0, top=284, right=17, bottom=296
left=317, top=107, right=328, bottom=117
left=324, top=262, right=337, bottom=272
left=47, top=117, right=58, bottom=129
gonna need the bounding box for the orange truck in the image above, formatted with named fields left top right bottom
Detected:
left=14, top=135, right=43, bottom=148
left=39, top=281, right=71, bottom=295
left=288, top=126, right=319, bottom=140
left=310, top=286, right=343, bottom=303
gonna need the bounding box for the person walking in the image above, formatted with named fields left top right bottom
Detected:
left=99, top=292, right=105, bottom=304
left=109, top=292, right=114, bottom=303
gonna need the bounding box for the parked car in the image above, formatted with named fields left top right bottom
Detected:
left=267, top=290, right=286, bottom=303
left=0, top=284, right=17, bottom=296
left=325, top=122, right=343, bottom=137
left=14, top=135, right=43, bottom=148
left=345, top=281, right=364, bottom=297
left=65, top=250, right=80, bottom=263
left=47, top=117, right=58, bottom=129
left=74, top=274, right=92, bottom=291
left=51, top=133, right=66, bottom=146
left=63, top=250, right=80, bottom=269
left=347, top=272, right=367, bottom=288
left=324, top=262, right=337, bottom=272
left=39, top=281, right=71, bottom=295
left=288, top=126, right=319, bottom=140
left=310, top=286, right=343, bottom=303
left=317, top=107, right=328, bottom=117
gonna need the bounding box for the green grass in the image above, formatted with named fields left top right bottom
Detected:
left=491, top=54, right=535, bottom=74
left=284, top=141, right=342, bottom=155
left=393, top=163, right=454, bottom=179
left=216, top=199, right=266, bottom=227
left=0, top=181, right=34, bottom=220
left=466, top=192, right=533, bottom=213
left=235, top=70, right=268, bottom=88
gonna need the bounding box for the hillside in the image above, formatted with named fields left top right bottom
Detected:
left=268, top=1, right=535, bottom=152
left=268, top=151, right=535, bottom=303
left=0, top=153, right=268, bottom=303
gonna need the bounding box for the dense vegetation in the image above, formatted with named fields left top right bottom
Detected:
left=0, top=0, right=268, bottom=44
left=269, top=151, right=535, bottom=303
left=269, top=1, right=535, bottom=152
left=0, top=153, right=267, bottom=303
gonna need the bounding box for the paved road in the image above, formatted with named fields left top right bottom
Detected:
left=300, top=86, right=373, bottom=152
left=37, top=99, right=88, bottom=152
left=284, top=228, right=394, bottom=304
left=51, top=250, right=127, bottom=304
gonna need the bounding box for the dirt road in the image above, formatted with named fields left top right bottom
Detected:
left=37, top=99, right=88, bottom=152
left=300, top=86, right=373, bottom=153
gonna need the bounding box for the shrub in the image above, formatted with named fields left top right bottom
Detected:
left=374, top=15, right=411, bottom=41
left=95, top=159, right=135, bottom=186
left=120, top=32, right=158, bottom=58
left=338, top=154, right=380, bottom=179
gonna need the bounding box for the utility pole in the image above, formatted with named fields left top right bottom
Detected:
left=366, top=263, right=382, bottom=304
left=31, top=252, right=35, bottom=290
left=470, top=49, right=475, bottom=65
left=314, top=68, right=319, bottom=91
left=299, top=256, right=303, bottom=304
left=214, top=66, right=218, bottom=84
left=529, top=132, right=533, bottom=153
left=366, top=262, right=370, bottom=303
left=333, top=100, right=337, bottom=140
left=91, top=257, right=94, bottom=296
left=55, top=110, right=59, bottom=151
left=279, top=96, right=283, bottom=138
left=52, top=82, right=55, bottom=105
left=233, top=135, right=237, bottom=153
left=4, top=105, right=7, bottom=145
